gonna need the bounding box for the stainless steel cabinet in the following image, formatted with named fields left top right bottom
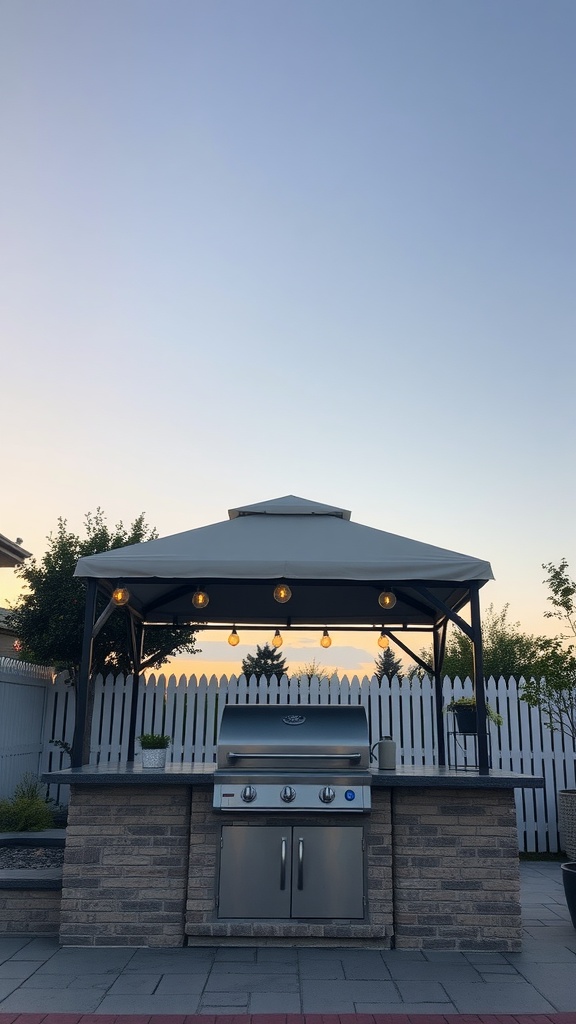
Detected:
left=218, top=825, right=364, bottom=919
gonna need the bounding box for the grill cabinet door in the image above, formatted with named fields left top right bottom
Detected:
left=290, top=826, right=364, bottom=919
left=218, top=826, right=291, bottom=918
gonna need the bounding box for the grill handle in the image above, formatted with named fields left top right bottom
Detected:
left=297, top=837, right=304, bottom=890
left=226, top=752, right=362, bottom=763
left=280, top=837, right=287, bottom=890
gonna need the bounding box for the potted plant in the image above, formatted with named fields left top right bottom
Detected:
left=138, top=733, right=171, bottom=769
left=444, top=696, right=503, bottom=734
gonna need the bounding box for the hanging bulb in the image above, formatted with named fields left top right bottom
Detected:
left=378, top=591, right=397, bottom=610
left=320, top=629, right=332, bottom=649
left=273, top=583, right=292, bottom=604
left=272, top=629, right=283, bottom=648
left=112, top=586, right=130, bottom=606
left=191, top=589, right=209, bottom=610
left=378, top=632, right=390, bottom=650
left=228, top=627, right=240, bottom=646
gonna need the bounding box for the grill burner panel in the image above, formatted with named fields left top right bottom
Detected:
left=214, top=777, right=371, bottom=812
left=213, top=704, right=371, bottom=813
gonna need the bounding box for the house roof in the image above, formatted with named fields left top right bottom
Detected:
left=0, top=533, right=31, bottom=569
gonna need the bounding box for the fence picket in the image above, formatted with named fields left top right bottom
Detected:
left=3, top=666, right=570, bottom=854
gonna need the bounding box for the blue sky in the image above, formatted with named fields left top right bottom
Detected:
left=1, top=1, right=574, bottom=675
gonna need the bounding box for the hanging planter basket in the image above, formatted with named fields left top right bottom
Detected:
left=454, top=708, right=478, bottom=734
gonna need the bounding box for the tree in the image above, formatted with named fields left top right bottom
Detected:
left=520, top=561, right=576, bottom=741
left=374, top=646, right=403, bottom=680
left=8, top=509, right=200, bottom=676
left=241, top=643, right=288, bottom=680
left=296, top=658, right=337, bottom=682
left=428, top=604, right=548, bottom=681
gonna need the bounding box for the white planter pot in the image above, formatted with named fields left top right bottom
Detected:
left=141, top=748, right=167, bottom=769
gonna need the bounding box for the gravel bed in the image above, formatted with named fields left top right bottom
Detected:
left=0, top=846, right=65, bottom=870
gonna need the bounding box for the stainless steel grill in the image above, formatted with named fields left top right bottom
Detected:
left=213, top=704, right=371, bottom=812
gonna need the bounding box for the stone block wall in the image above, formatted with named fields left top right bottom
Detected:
left=185, top=787, right=393, bottom=943
left=54, top=781, right=522, bottom=950
left=59, top=785, right=191, bottom=946
left=392, top=787, right=521, bottom=950
left=0, top=886, right=61, bottom=936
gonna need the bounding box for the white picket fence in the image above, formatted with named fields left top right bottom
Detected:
left=0, top=657, right=54, bottom=799
left=37, top=669, right=576, bottom=854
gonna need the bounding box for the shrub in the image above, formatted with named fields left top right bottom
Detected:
left=0, top=773, right=55, bottom=831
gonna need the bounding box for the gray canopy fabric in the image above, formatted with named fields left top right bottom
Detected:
left=75, top=495, right=493, bottom=584
left=73, top=496, right=493, bottom=630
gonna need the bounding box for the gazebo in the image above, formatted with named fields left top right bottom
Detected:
left=72, top=494, right=495, bottom=771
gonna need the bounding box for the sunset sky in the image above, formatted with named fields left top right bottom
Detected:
left=1, top=1, right=574, bottom=678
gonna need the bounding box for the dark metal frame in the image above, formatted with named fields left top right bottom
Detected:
left=71, top=577, right=490, bottom=774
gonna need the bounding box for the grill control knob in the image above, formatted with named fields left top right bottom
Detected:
left=319, top=786, right=336, bottom=803
left=280, top=786, right=296, bottom=803
left=241, top=785, right=257, bottom=803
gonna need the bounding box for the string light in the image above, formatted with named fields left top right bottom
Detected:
left=112, top=587, right=130, bottom=606
left=272, top=629, right=283, bottom=648
left=378, top=591, right=397, bottom=610
left=320, top=629, right=332, bottom=649
left=378, top=632, right=390, bottom=649
left=191, top=589, right=209, bottom=610
left=228, top=627, right=240, bottom=646
left=273, top=584, right=292, bottom=604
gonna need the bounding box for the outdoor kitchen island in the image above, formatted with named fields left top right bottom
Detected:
left=54, top=496, right=544, bottom=952
left=44, top=762, right=543, bottom=952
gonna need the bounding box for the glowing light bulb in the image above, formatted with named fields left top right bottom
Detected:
left=378, top=591, right=397, bottom=610
left=272, top=629, right=283, bottom=648
left=273, top=584, right=292, bottom=604
left=378, top=632, right=390, bottom=650
left=112, top=587, right=130, bottom=606
left=320, top=629, right=332, bottom=649
left=191, top=589, right=209, bottom=609
left=228, top=628, right=240, bottom=646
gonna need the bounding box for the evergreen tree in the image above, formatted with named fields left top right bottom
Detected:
left=374, top=646, right=403, bottom=680
left=241, top=642, right=288, bottom=680
left=8, top=509, right=199, bottom=675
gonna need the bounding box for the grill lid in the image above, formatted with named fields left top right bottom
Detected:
left=216, top=704, right=369, bottom=771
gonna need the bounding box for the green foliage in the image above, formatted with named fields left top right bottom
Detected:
left=8, top=509, right=200, bottom=676
left=241, top=643, right=289, bottom=680
left=138, top=733, right=171, bottom=749
left=520, top=560, right=576, bottom=741
left=420, top=604, right=551, bottom=681
left=374, top=646, right=403, bottom=680
left=0, top=774, right=55, bottom=831
left=443, top=695, right=504, bottom=727
left=13, top=773, right=46, bottom=801
left=50, top=738, right=72, bottom=761
left=542, top=559, right=576, bottom=640
left=296, top=658, right=337, bottom=682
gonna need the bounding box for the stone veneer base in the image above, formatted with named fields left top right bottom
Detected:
left=0, top=887, right=61, bottom=936
left=59, top=782, right=522, bottom=950
left=185, top=788, right=393, bottom=945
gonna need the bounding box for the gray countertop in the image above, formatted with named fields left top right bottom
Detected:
left=42, top=762, right=544, bottom=789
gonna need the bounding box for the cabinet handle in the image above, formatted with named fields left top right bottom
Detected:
left=297, top=837, right=304, bottom=889
left=280, top=837, right=287, bottom=890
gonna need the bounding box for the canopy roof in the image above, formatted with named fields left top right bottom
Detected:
left=74, top=496, right=493, bottom=629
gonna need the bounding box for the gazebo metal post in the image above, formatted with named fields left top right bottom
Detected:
left=71, top=579, right=98, bottom=768
left=470, top=582, right=490, bottom=774
left=432, top=620, right=448, bottom=767
left=126, top=615, right=144, bottom=763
